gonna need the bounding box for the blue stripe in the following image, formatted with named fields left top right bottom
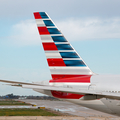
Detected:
left=43, top=20, right=54, bottom=26
left=56, top=44, right=73, bottom=50
left=39, top=12, right=49, bottom=19
left=47, top=28, right=61, bottom=34
left=60, top=52, right=80, bottom=58
left=52, top=36, right=67, bottom=42
left=64, top=60, right=86, bottom=66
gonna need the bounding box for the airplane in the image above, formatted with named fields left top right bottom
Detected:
left=0, top=12, right=120, bottom=116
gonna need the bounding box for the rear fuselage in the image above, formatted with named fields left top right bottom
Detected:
left=33, top=75, right=120, bottom=116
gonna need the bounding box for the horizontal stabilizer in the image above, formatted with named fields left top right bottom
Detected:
left=0, top=79, right=120, bottom=100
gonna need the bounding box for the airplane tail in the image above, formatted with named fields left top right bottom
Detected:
left=33, top=12, right=93, bottom=84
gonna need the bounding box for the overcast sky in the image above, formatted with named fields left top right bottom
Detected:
left=0, top=0, right=120, bottom=95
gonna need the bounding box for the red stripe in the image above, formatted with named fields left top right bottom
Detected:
left=51, top=74, right=91, bottom=79
left=38, top=27, right=50, bottom=35
left=33, top=12, right=42, bottom=19
left=42, top=43, right=58, bottom=51
left=50, top=76, right=91, bottom=83
left=47, top=58, right=66, bottom=66
left=51, top=91, right=84, bottom=99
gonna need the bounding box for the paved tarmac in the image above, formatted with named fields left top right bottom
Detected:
left=0, top=116, right=120, bottom=120
left=17, top=99, right=120, bottom=119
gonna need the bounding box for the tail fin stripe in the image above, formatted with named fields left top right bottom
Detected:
left=43, top=44, right=74, bottom=51
left=45, top=51, right=61, bottom=58
left=34, top=12, right=42, bottom=19
left=41, top=35, right=54, bottom=43
left=38, top=27, right=61, bottom=35
left=42, top=43, right=58, bottom=51
left=45, top=53, right=81, bottom=59
left=63, top=58, right=81, bottom=60
left=50, top=67, right=89, bottom=69
left=58, top=50, right=75, bottom=52
left=39, top=12, right=49, bottom=19
left=64, top=60, right=86, bottom=67
left=60, top=52, right=80, bottom=58
left=36, top=20, right=45, bottom=26
left=50, top=68, right=90, bottom=74
left=56, top=44, right=73, bottom=50
left=43, top=20, right=55, bottom=26
left=47, top=59, right=86, bottom=67
left=55, top=42, right=69, bottom=44
left=38, top=27, right=50, bottom=35
left=51, top=75, right=90, bottom=79
left=51, top=36, right=67, bottom=42
left=40, top=35, right=53, bottom=41
left=40, top=35, right=68, bottom=43
left=41, top=40, right=53, bottom=43
left=47, top=58, right=66, bottom=66
left=49, top=76, right=90, bottom=83
left=47, top=28, right=61, bottom=34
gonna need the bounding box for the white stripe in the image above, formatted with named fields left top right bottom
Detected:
left=41, top=34, right=63, bottom=36
left=40, top=34, right=63, bottom=37
left=47, top=26, right=56, bottom=28
left=63, top=58, right=81, bottom=60
left=37, top=24, right=45, bottom=27
left=50, top=67, right=89, bottom=69
left=41, top=40, right=53, bottom=43
left=58, top=50, right=75, bottom=52
left=48, top=34, right=62, bottom=36
left=55, top=42, right=69, bottom=44
left=40, top=35, right=52, bottom=40
left=45, top=50, right=76, bottom=52
left=36, top=19, right=45, bottom=26
left=50, top=67, right=92, bottom=75
left=40, top=35, right=53, bottom=43
left=36, top=19, right=51, bottom=21
left=45, top=52, right=61, bottom=58
left=49, top=82, right=90, bottom=86
left=45, top=51, right=58, bottom=53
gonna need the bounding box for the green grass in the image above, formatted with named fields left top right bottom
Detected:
left=0, top=100, right=29, bottom=105
left=0, top=108, right=58, bottom=116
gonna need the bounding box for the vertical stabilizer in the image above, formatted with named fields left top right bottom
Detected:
left=33, top=12, right=93, bottom=81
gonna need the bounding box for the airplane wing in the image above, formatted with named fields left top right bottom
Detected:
left=0, top=79, right=120, bottom=100
left=0, top=79, right=44, bottom=86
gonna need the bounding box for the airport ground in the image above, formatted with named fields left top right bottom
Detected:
left=18, top=99, right=120, bottom=119
left=0, top=116, right=119, bottom=120
left=0, top=99, right=120, bottom=120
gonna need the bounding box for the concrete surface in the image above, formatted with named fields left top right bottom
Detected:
left=0, top=105, right=34, bottom=109
left=18, top=99, right=120, bottom=119
left=0, top=116, right=119, bottom=120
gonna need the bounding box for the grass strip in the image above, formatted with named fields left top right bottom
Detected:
left=0, top=108, right=58, bottom=116
left=0, top=100, right=29, bottom=105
